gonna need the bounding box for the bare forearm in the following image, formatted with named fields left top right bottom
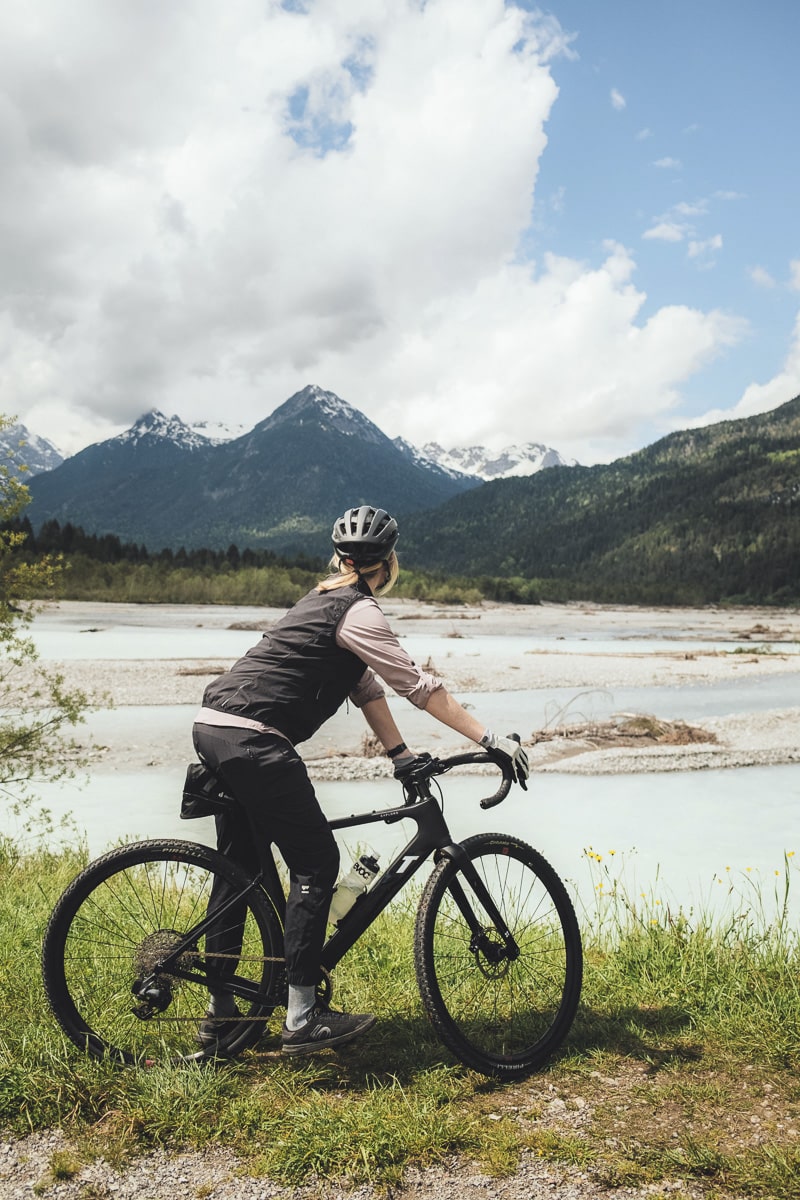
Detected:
left=361, top=696, right=406, bottom=751
left=422, top=687, right=486, bottom=744
left=363, top=688, right=487, bottom=756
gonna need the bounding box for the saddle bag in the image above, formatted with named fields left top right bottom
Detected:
left=180, top=762, right=236, bottom=819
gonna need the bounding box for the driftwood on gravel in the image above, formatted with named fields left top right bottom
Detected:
left=533, top=713, right=717, bottom=750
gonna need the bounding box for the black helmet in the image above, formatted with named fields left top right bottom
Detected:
left=332, top=505, right=399, bottom=566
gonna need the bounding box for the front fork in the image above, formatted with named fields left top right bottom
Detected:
left=436, top=843, right=520, bottom=961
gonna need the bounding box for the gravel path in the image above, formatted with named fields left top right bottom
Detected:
left=1, top=1127, right=705, bottom=1200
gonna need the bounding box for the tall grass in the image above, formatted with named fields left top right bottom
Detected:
left=572, top=848, right=800, bottom=1066
left=2, top=836, right=798, bottom=1192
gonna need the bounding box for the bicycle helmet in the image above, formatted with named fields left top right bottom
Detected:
left=332, top=505, right=399, bottom=567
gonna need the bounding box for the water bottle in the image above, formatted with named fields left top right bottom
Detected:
left=328, top=852, right=380, bottom=925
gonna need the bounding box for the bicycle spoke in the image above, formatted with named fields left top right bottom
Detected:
left=415, top=834, right=582, bottom=1077
left=43, top=840, right=284, bottom=1064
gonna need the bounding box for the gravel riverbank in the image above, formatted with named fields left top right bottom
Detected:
left=24, top=594, right=800, bottom=777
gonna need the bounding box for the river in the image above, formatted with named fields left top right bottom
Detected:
left=6, top=601, right=799, bottom=921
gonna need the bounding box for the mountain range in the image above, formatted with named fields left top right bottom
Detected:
left=21, top=387, right=478, bottom=554
left=6, top=402, right=571, bottom=484
left=15, top=385, right=800, bottom=603
left=420, top=441, right=575, bottom=479
left=20, top=386, right=572, bottom=555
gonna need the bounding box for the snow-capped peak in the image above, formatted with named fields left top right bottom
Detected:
left=116, top=409, right=210, bottom=451
left=421, top=441, right=577, bottom=480
left=0, top=422, right=64, bottom=475
left=392, top=436, right=472, bottom=481
left=256, top=385, right=386, bottom=444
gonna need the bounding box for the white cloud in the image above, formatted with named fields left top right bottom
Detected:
left=789, top=260, right=800, bottom=291
left=687, top=311, right=800, bottom=427
left=687, top=234, right=722, bottom=259
left=1, top=0, right=745, bottom=464
left=610, top=88, right=626, bottom=111
left=653, top=156, right=682, bottom=169
left=674, top=200, right=708, bottom=217
left=643, top=222, right=685, bottom=243
left=635, top=127, right=652, bottom=141
left=549, top=185, right=566, bottom=214
left=749, top=266, right=777, bottom=288
left=350, top=242, right=743, bottom=463
left=643, top=197, right=721, bottom=256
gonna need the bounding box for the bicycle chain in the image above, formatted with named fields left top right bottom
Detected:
left=145, top=954, right=332, bottom=1023
left=193, top=951, right=285, bottom=962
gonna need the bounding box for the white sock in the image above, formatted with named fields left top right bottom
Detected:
left=208, top=993, right=238, bottom=1019
left=286, top=984, right=316, bottom=1031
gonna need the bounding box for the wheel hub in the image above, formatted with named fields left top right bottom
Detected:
left=471, top=928, right=511, bottom=978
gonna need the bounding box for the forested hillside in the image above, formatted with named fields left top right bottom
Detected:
left=13, top=396, right=800, bottom=606
left=8, top=517, right=536, bottom=606
left=401, top=396, right=800, bottom=604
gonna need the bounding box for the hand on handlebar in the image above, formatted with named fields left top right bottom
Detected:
left=480, top=731, right=529, bottom=790
left=393, top=751, right=431, bottom=780
left=390, top=745, right=521, bottom=809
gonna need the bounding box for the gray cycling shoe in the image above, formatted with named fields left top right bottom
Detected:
left=281, top=1005, right=376, bottom=1056
left=196, top=1012, right=241, bottom=1050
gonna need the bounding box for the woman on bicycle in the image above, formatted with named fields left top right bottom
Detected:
left=192, top=504, right=529, bottom=1055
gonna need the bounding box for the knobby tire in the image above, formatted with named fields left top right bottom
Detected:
left=42, top=839, right=284, bottom=1064
left=414, top=833, right=582, bottom=1078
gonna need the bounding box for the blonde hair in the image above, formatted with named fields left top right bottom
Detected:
left=317, top=550, right=399, bottom=598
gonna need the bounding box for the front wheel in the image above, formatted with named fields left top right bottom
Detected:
left=42, top=839, right=285, bottom=1064
left=414, top=833, right=582, bottom=1078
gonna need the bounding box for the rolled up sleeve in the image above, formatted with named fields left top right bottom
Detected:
left=337, top=599, right=443, bottom=710
left=348, top=668, right=386, bottom=709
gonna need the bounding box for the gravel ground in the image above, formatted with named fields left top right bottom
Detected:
left=1, top=1125, right=705, bottom=1200
left=22, top=597, right=800, bottom=710
left=17, top=597, right=800, bottom=777
left=300, top=703, right=800, bottom=780
left=33, top=642, right=800, bottom=708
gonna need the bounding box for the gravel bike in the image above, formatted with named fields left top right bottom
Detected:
left=42, top=747, right=582, bottom=1079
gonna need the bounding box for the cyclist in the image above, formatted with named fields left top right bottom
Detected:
left=192, top=504, right=529, bottom=1055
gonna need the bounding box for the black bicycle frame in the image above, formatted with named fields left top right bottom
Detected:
left=322, top=782, right=519, bottom=969
left=154, top=756, right=519, bottom=1003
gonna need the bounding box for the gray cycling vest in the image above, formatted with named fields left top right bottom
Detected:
left=201, top=585, right=370, bottom=745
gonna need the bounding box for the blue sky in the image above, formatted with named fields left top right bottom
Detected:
left=1, top=0, right=798, bottom=464
left=529, top=0, right=800, bottom=426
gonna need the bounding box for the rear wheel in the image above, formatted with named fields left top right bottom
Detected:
left=414, top=833, right=582, bottom=1078
left=42, top=839, right=284, bottom=1063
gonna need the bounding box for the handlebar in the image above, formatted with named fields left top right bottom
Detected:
left=397, top=747, right=515, bottom=810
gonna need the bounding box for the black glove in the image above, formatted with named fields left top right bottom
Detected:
left=480, top=731, right=529, bottom=790
left=393, top=752, right=430, bottom=780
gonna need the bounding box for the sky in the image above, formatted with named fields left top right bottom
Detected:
left=1, top=0, right=799, bottom=465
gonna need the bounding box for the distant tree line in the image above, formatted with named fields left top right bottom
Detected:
left=4, top=516, right=542, bottom=607
left=13, top=516, right=326, bottom=573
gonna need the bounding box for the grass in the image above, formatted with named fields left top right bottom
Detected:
left=1, top=837, right=798, bottom=1197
